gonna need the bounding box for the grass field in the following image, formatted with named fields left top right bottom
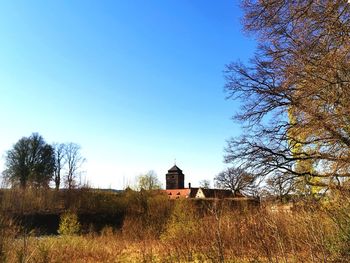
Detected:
left=1, top=189, right=350, bottom=262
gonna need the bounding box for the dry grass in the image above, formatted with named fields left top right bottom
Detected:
left=1, top=189, right=350, bottom=262
left=1, top=206, right=347, bottom=263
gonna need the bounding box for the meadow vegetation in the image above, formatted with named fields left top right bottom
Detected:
left=0, top=188, right=350, bottom=262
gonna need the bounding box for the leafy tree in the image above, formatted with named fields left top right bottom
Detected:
left=225, top=0, right=350, bottom=190
left=214, top=167, right=257, bottom=195
left=2, top=133, right=55, bottom=188
left=137, top=170, right=162, bottom=190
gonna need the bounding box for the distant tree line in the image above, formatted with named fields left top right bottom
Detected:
left=1, top=133, right=85, bottom=189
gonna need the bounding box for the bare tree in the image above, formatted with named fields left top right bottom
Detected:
left=53, top=143, right=65, bottom=190
left=137, top=170, right=161, bottom=191
left=225, top=0, right=350, bottom=190
left=214, top=167, right=258, bottom=196
left=265, top=172, right=296, bottom=202
left=199, top=179, right=211, bottom=189
left=64, top=143, right=85, bottom=189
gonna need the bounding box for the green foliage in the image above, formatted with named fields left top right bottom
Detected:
left=288, top=106, right=324, bottom=195
left=58, top=212, right=81, bottom=236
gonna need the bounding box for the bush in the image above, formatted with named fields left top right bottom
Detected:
left=322, top=189, right=350, bottom=261
left=122, top=191, right=172, bottom=240
left=58, top=211, right=81, bottom=235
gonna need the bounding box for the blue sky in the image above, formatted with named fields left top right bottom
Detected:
left=0, top=0, right=256, bottom=189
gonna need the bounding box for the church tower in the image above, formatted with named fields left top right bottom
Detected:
left=166, top=165, right=185, bottom=189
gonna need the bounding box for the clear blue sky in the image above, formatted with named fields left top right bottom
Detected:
left=0, top=0, right=256, bottom=189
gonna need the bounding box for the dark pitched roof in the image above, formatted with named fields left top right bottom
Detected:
left=189, top=188, right=199, bottom=198
left=201, top=188, right=234, bottom=199
left=168, top=165, right=182, bottom=172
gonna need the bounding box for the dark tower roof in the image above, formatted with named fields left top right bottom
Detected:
left=168, top=165, right=182, bottom=172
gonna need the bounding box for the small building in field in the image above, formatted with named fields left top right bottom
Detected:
left=189, top=187, right=244, bottom=199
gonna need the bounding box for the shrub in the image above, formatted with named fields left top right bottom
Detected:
left=58, top=211, right=81, bottom=235
left=100, top=226, right=114, bottom=236
left=322, top=189, right=350, bottom=261
left=161, top=200, right=200, bottom=261
left=122, top=191, right=172, bottom=240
